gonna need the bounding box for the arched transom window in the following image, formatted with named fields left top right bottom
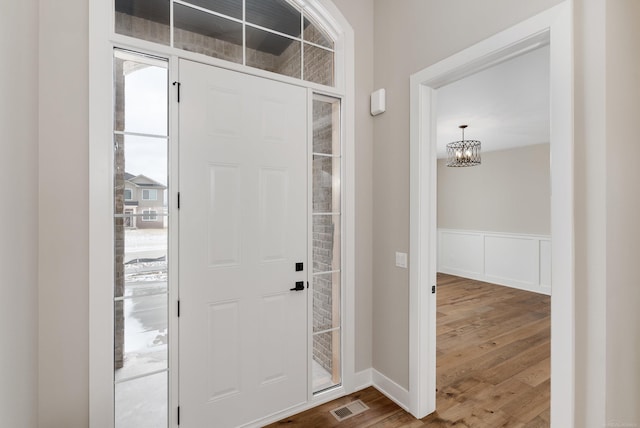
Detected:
left=115, top=0, right=337, bottom=86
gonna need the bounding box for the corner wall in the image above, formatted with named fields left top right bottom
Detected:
left=0, top=2, right=39, bottom=427
left=372, top=0, right=564, bottom=390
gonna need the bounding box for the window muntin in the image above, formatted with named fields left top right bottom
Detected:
left=246, top=26, right=301, bottom=78
left=184, top=0, right=243, bottom=19
left=113, top=49, right=169, bottom=428
left=142, top=189, right=158, bottom=200
left=115, top=0, right=336, bottom=87
left=311, top=94, right=341, bottom=393
left=245, top=0, right=301, bottom=37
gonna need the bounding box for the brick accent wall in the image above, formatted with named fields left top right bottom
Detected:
left=114, top=9, right=338, bottom=379
left=311, top=100, right=340, bottom=377
left=115, top=12, right=334, bottom=85
left=114, top=59, right=126, bottom=369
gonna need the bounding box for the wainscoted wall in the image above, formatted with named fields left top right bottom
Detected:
left=437, top=228, right=551, bottom=295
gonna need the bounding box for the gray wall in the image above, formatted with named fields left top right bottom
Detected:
left=437, top=144, right=551, bottom=235
left=35, top=1, right=374, bottom=426
left=0, top=2, right=39, bottom=428
left=39, top=0, right=90, bottom=426
left=333, top=0, right=375, bottom=374
left=606, top=0, right=640, bottom=425
left=603, top=0, right=640, bottom=424
left=372, top=0, right=563, bottom=390
left=31, top=0, right=640, bottom=426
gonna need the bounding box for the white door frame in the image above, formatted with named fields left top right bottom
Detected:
left=408, top=2, right=574, bottom=426
left=89, top=1, right=355, bottom=427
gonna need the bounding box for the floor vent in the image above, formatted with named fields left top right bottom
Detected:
left=330, top=399, right=369, bottom=422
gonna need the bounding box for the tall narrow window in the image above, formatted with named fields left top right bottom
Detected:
left=113, top=49, right=169, bottom=428
left=311, top=94, right=341, bottom=393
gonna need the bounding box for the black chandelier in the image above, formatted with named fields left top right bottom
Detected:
left=446, top=125, right=481, bottom=167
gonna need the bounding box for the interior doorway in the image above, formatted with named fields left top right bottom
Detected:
left=408, top=3, right=573, bottom=425
left=430, top=42, right=553, bottom=424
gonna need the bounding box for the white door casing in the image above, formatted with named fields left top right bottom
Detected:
left=409, top=2, right=573, bottom=425
left=178, top=60, right=308, bottom=427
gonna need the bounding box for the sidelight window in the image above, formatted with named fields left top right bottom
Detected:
left=113, top=49, right=169, bottom=428
left=311, top=94, right=342, bottom=393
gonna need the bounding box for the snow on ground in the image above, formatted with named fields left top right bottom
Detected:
left=117, top=227, right=168, bottom=384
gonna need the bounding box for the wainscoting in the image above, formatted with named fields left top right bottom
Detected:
left=438, top=229, right=551, bottom=295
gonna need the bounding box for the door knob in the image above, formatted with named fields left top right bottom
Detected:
left=290, top=281, right=305, bottom=291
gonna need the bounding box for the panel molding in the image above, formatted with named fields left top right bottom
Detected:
left=437, top=228, right=551, bottom=295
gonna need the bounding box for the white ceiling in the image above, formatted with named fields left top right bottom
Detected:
left=436, top=44, right=550, bottom=158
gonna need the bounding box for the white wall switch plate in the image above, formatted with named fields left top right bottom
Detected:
left=395, top=251, right=408, bottom=268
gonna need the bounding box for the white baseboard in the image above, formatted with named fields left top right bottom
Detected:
left=353, top=368, right=372, bottom=391
left=371, top=369, right=410, bottom=411
left=242, top=386, right=347, bottom=427
left=242, top=369, right=374, bottom=427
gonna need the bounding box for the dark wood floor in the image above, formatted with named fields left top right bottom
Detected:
left=268, top=273, right=550, bottom=427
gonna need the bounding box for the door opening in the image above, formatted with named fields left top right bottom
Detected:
left=409, top=3, right=573, bottom=425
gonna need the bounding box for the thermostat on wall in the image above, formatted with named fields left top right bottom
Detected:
left=370, top=88, right=386, bottom=116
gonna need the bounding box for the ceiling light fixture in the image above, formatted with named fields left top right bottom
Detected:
left=446, top=125, right=481, bottom=167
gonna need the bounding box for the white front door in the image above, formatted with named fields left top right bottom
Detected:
left=178, top=60, right=308, bottom=427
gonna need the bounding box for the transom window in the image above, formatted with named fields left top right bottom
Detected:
left=115, top=0, right=336, bottom=86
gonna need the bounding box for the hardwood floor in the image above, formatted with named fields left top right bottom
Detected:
left=268, top=274, right=550, bottom=427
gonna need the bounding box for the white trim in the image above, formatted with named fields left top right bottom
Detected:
left=167, top=53, right=181, bottom=428
left=89, top=0, right=115, bottom=427
left=172, top=0, right=336, bottom=53
left=111, top=32, right=344, bottom=97
left=241, top=385, right=348, bottom=427
left=437, top=228, right=552, bottom=296
left=409, top=2, right=573, bottom=426
left=353, top=368, right=373, bottom=391
left=371, top=369, right=410, bottom=412
left=90, top=1, right=355, bottom=427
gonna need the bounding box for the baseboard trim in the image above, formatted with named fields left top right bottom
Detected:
left=353, top=368, right=373, bottom=391
left=371, top=369, right=410, bottom=412
left=438, top=267, right=552, bottom=296
left=241, top=386, right=347, bottom=427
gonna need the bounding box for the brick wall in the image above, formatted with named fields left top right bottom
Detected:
left=311, top=99, right=339, bottom=377
left=114, top=59, right=126, bottom=369
left=115, top=12, right=333, bottom=86
left=114, top=9, right=338, bottom=379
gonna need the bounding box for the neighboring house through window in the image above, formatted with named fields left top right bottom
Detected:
left=142, top=209, right=158, bottom=221
left=142, top=189, right=157, bottom=200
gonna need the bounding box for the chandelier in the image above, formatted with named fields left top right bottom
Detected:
left=446, top=125, right=481, bottom=167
